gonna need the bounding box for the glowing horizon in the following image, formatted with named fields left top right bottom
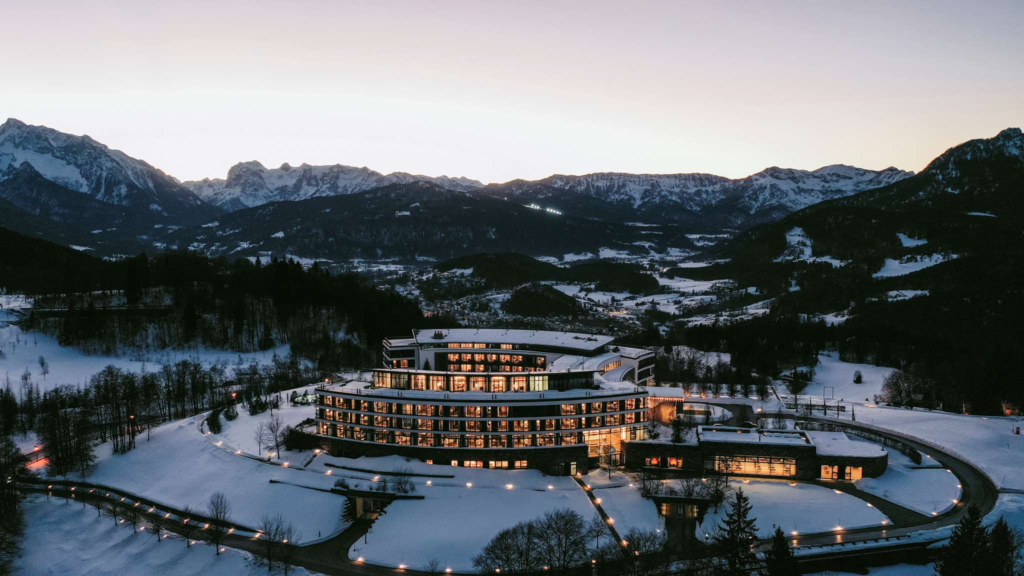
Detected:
left=2, top=1, right=1022, bottom=184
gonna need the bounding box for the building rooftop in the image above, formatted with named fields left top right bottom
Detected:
left=321, top=377, right=643, bottom=401
left=697, top=426, right=812, bottom=446
left=805, top=431, right=888, bottom=458
left=412, top=328, right=616, bottom=351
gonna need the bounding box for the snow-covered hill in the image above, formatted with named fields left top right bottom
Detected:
left=185, top=160, right=483, bottom=211
left=492, top=164, right=912, bottom=215
left=0, top=118, right=218, bottom=224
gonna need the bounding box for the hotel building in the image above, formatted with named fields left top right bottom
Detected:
left=315, top=329, right=655, bottom=475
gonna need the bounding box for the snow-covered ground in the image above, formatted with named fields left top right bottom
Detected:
left=315, top=456, right=594, bottom=571
left=786, top=352, right=896, bottom=403
left=854, top=444, right=962, bottom=516
left=583, top=472, right=661, bottom=534
left=69, top=405, right=344, bottom=543
left=0, top=321, right=291, bottom=393
left=872, top=253, right=958, bottom=278
left=834, top=405, right=1024, bottom=492
left=696, top=480, right=890, bottom=539
left=774, top=227, right=847, bottom=268
left=208, top=393, right=316, bottom=461
left=16, top=496, right=320, bottom=576
left=897, top=233, right=928, bottom=247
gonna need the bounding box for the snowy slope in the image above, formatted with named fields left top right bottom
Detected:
left=17, top=496, right=321, bottom=576
left=0, top=118, right=218, bottom=224
left=185, top=161, right=483, bottom=211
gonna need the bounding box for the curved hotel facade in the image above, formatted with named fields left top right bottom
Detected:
left=314, top=328, right=887, bottom=480
left=315, top=329, right=655, bottom=475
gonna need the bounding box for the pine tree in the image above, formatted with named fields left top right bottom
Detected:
left=764, top=526, right=800, bottom=576
left=988, top=517, right=1022, bottom=576
left=671, top=416, right=684, bottom=443
left=936, top=505, right=989, bottom=576
left=714, top=488, right=758, bottom=575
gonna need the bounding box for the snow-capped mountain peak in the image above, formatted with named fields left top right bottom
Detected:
left=0, top=118, right=217, bottom=223
left=185, top=161, right=485, bottom=211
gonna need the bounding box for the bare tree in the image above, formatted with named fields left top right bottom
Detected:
left=253, top=421, right=270, bottom=457
left=534, top=508, right=589, bottom=576
left=279, top=520, right=302, bottom=576
left=151, top=511, right=165, bottom=544
left=124, top=502, right=142, bottom=534
left=207, top=492, right=231, bottom=555
left=255, top=513, right=288, bottom=573
left=425, top=558, right=444, bottom=575
left=180, top=505, right=199, bottom=548
left=621, top=527, right=669, bottom=576
left=266, top=415, right=285, bottom=458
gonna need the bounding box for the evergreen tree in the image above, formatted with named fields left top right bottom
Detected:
left=988, top=517, right=1022, bottom=576
left=671, top=416, right=684, bottom=443
left=763, top=526, right=800, bottom=576
left=714, top=488, right=758, bottom=575
left=936, top=505, right=989, bottom=576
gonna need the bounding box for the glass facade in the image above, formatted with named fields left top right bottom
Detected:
left=703, top=455, right=797, bottom=477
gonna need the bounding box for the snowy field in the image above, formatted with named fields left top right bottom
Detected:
left=69, top=406, right=345, bottom=543
left=837, top=405, right=1024, bottom=491
left=310, top=455, right=594, bottom=571
left=695, top=480, right=890, bottom=539
left=208, top=393, right=315, bottom=461
left=872, top=253, right=958, bottom=278
left=583, top=472, right=661, bottom=534
left=854, top=443, right=962, bottom=516
left=16, top=496, right=320, bottom=576
left=773, top=227, right=847, bottom=268
left=1, top=321, right=291, bottom=393
left=787, top=352, right=897, bottom=403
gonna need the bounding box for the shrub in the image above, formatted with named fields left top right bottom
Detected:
left=224, top=403, right=238, bottom=421
left=282, top=427, right=320, bottom=451
left=207, top=409, right=222, bottom=434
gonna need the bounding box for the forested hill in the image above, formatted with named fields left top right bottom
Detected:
left=662, top=128, right=1024, bottom=414
left=1, top=225, right=443, bottom=370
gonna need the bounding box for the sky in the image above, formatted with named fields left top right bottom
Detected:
left=2, top=1, right=1022, bottom=184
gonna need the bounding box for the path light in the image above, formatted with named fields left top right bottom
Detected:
left=595, top=498, right=602, bottom=504
left=282, top=539, right=288, bottom=543
left=326, top=470, right=332, bottom=476
left=445, top=569, right=452, bottom=574
left=547, top=485, right=553, bottom=490
left=621, top=540, right=628, bottom=547
left=867, top=503, right=873, bottom=508
left=426, top=480, right=432, bottom=486
left=881, top=520, right=888, bottom=525
left=932, top=512, right=939, bottom=516
left=791, top=531, right=798, bottom=536
left=398, top=564, right=407, bottom=571
left=834, top=526, right=843, bottom=532
left=606, top=518, right=615, bottom=525
left=957, top=484, right=962, bottom=489
left=466, top=482, right=473, bottom=488
left=356, top=557, right=364, bottom=563
left=629, top=483, right=635, bottom=487
left=228, top=528, right=235, bottom=534
left=505, top=484, right=514, bottom=490
left=283, top=462, right=289, bottom=468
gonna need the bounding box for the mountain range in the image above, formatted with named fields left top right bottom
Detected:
left=0, top=117, right=1015, bottom=264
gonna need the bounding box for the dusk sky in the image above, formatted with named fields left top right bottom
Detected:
left=3, top=0, right=1022, bottom=183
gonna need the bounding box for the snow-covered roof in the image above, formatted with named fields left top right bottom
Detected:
left=385, top=337, right=417, bottom=347
left=615, top=345, right=653, bottom=359
left=413, top=329, right=615, bottom=351
left=698, top=426, right=812, bottom=446
left=547, top=351, right=622, bottom=372
left=805, top=431, right=888, bottom=458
